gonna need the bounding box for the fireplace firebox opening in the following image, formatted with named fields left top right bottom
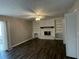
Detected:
left=44, top=31, right=51, bottom=36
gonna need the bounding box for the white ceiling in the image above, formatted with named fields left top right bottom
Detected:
left=0, top=0, right=76, bottom=18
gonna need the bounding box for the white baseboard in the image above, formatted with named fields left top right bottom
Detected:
left=11, top=38, right=32, bottom=48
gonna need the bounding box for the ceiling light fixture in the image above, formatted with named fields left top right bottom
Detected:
left=35, top=17, right=40, bottom=21
left=35, top=16, right=43, bottom=21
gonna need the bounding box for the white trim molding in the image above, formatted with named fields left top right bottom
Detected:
left=11, top=38, right=32, bottom=49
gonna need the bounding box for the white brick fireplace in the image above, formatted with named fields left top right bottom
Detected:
left=32, top=19, right=55, bottom=39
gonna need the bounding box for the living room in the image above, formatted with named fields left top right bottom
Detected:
left=0, top=0, right=79, bottom=59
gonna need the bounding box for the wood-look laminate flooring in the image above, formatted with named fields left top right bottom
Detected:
left=0, top=39, right=65, bottom=59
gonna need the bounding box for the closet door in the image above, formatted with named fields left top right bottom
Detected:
left=64, top=13, right=77, bottom=58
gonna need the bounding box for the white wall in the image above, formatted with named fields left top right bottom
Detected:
left=0, top=16, right=32, bottom=48
left=70, top=0, right=79, bottom=12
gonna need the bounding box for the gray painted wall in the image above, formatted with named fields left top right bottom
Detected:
left=0, top=16, right=32, bottom=48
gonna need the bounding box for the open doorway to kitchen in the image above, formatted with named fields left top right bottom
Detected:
left=0, top=21, right=8, bottom=51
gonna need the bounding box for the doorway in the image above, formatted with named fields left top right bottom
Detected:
left=0, top=21, right=8, bottom=51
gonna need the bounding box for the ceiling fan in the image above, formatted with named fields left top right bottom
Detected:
left=19, top=8, right=51, bottom=21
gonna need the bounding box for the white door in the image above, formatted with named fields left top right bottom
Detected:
left=64, top=13, right=77, bottom=58
left=0, top=21, right=8, bottom=51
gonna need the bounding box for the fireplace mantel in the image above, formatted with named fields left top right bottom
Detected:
left=40, top=26, right=54, bottom=29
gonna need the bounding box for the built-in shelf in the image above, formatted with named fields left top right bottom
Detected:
left=40, top=26, right=54, bottom=29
